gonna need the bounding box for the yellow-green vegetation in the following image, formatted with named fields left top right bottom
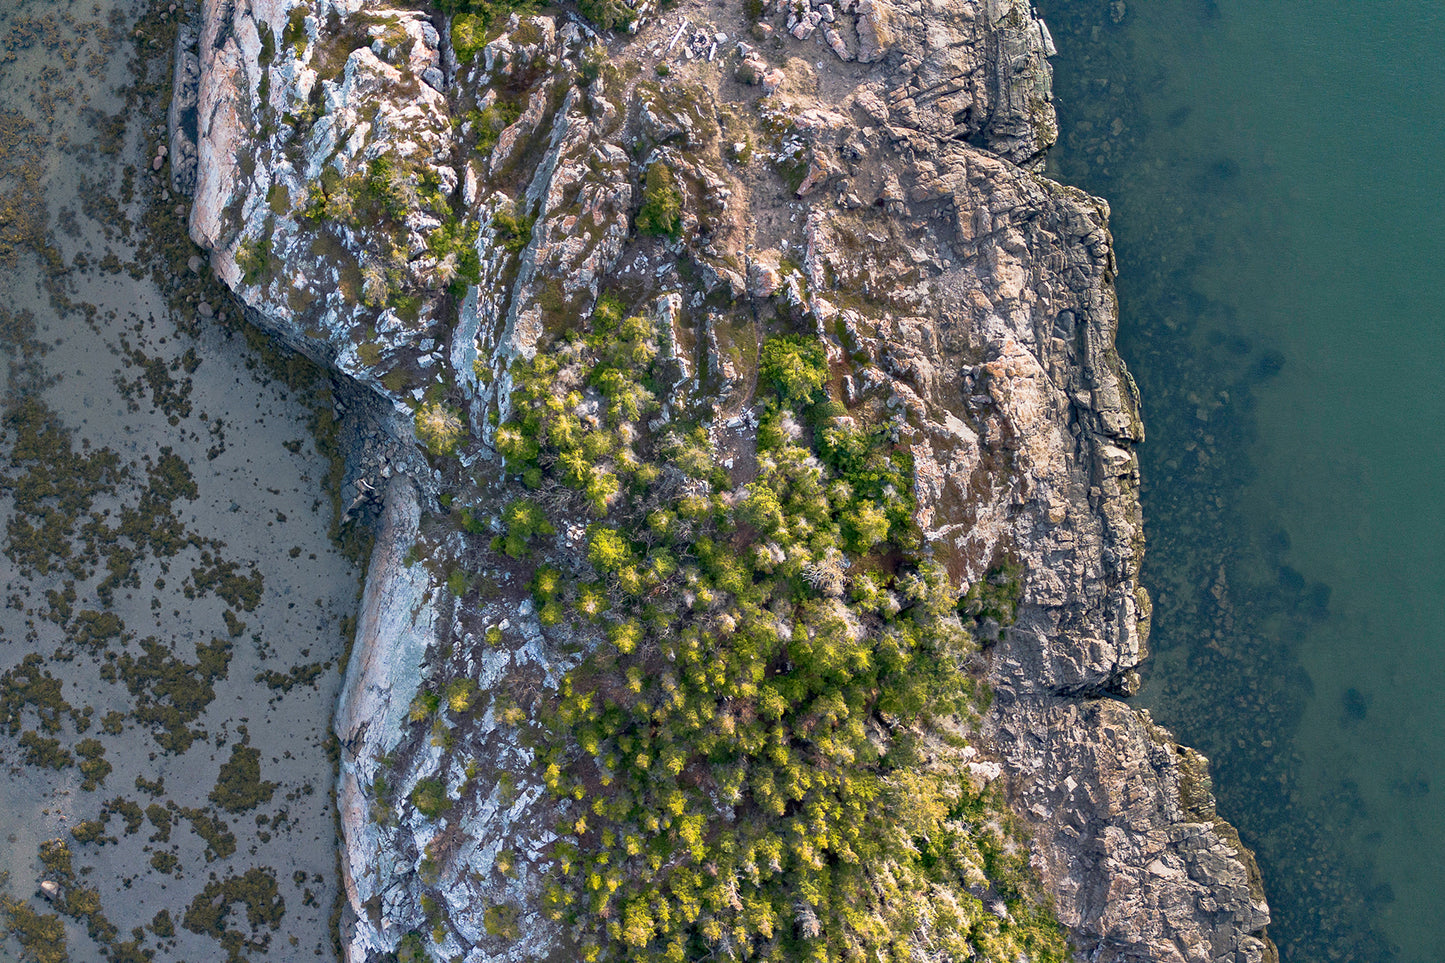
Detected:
left=577, top=0, right=637, bottom=31
left=0, top=110, right=49, bottom=268
left=110, top=636, right=232, bottom=752
left=446, top=678, right=478, bottom=713
left=0, top=397, right=124, bottom=580
left=358, top=339, right=383, bottom=367
left=491, top=203, right=535, bottom=253
left=254, top=659, right=330, bottom=692
left=0, top=895, right=68, bottom=963
left=960, top=561, right=1026, bottom=628
left=415, top=402, right=466, bottom=455
left=486, top=305, right=1066, bottom=962
left=208, top=740, right=278, bottom=813
left=281, top=5, right=309, bottom=54
left=410, top=777, right=451, bottom=818
left=758, top=335, right=829, bottom=405
left=635, top=161, right=683, bottom=238
left=302, top=156, right=420, bottom=227
left=425, top=216, right=484, bottom=295
left=300, top=154, right=466, bottom=315
left=467, top=100, right=524, bottom=157
left=410, top=690, right=442, bottom=722
left=442, top=0, right=543, bottom=61
left=37, top=839, right=118, bottom=947
left=75, top=737, right=111, bottom=790
left=105, top=797, right=144, bottom=835
left=177, top=806, right=238, bottom=861
left=234, top=236, right=273, bottom=285
left=181, top=867, right=285, bottom=963
left=70, top=819, right=109, bottom=845
left=149, top=908, right=175, bottom=938
left=495, top=497, right=554, bottom=557
left=396, top=930, right=430, bottom=963
left=1, top=653, right=77, bottom=735
left=19, top=731, right=72, bottom=769
left=484, top=902, right=521, bottom=939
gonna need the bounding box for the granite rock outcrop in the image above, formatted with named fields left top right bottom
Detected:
left=174, top=0, right=1274, bottom=960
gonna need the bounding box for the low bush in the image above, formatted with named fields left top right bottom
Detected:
left=635, top=162, right=683, bottom=238
left=415, top=403, right=465, bottom=456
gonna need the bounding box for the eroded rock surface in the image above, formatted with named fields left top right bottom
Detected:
left=177, top=0, right=1274, bottom=960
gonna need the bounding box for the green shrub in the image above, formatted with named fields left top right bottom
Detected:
left=531, top=564, right=563, bottom=604
left=282, top=5, right=309, bottom=52
left=759, top=334, right=828, bottom=403
left=586, top=527, right=633, bottom=574
left=446, top=679, right=477, bottom=713
left=415, top=403, right=466, bottom=455
left=409, top=690, right=441, bottom=722
left=75, top=738, right=111, bottom=790
left=70, top=819, right=107, bottom=844
left=492, top=205, right=535, bottom=253
left=472, top=100, right=523, bottom=156
left=635, top=162, right=683, bottom=237
left=396, top=930, right=430, bottom=963
left=426, top=218, right=483, bottom=296
left=208, top=742, right=277, bottom=813
left=960, top=561, right=1025, bottom=629
left=497, top=498, right=554, bottom=556
left=577, top=0, right=636, bottom=31
left=234, top=237, right=273, bottom=285
left=410, top=778, right=450, bottom=818
left=450, top=12, right=489, bottom=61
left=483, top=902, right=521, bottom=938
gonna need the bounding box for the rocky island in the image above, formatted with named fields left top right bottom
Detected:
left=157, top=0, right=1276, bottom=959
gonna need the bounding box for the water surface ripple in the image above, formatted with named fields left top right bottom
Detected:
left=1041, top=2, right=1445, bottom=961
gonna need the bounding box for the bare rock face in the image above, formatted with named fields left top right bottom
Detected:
left=852, top=0, right=1058, bottom=166
left=178, top=0, right=1274, bottom=961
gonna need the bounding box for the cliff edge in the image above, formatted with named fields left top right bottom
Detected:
left=173, top=0, right=1274, bottom=960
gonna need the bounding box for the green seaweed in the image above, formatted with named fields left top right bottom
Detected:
left=113, top=636, right=232, bottom=752
left=208, top=740, right=278, bottom=813
left=181, top=867, right=286, bottom=963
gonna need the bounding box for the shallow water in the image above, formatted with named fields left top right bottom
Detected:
left=0, top=0, right=359, bottom=960
left=1041, top=1, right=1445, bottom=960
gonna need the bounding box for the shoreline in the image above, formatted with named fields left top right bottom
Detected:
left=0, top=0, right=365, bottom=960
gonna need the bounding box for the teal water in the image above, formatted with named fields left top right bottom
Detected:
left=1040, top=1, right=1445, bottom=960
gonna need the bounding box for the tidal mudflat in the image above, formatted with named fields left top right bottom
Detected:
left=0, top=0, right=362, bottom=960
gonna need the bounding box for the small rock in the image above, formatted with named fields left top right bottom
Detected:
left=39, top=880, right=60, bottom=900
left=736, top=57, right=767, bottom=84
left=151, top=155, right=165, bottom=171
left=197, top=301, right=214, bottom=318
left=188, top=255, right=204, bottom=274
